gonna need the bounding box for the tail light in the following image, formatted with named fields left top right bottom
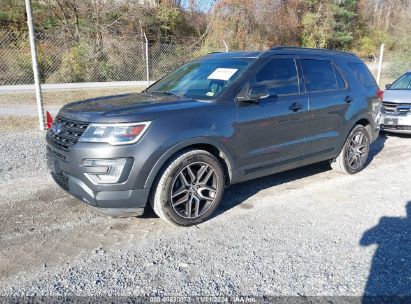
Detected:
left=376, top=89, right=384, bottom=101
left=46, top=111, right=53, bottom=129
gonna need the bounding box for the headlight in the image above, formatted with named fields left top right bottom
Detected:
left=79, top=122, right=151, bottom=145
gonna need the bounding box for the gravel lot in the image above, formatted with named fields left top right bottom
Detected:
left=0, top=131, right=410, bottom=298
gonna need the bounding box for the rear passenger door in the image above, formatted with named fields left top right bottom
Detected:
left=300, top=57, right=349, bottom=161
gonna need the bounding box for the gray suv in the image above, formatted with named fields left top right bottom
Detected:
left=46, top=47, right=381, bottom=226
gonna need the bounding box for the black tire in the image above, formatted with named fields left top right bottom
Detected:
left=331, top=125, right=370, bottom=174
left=151, top=149, right=225, bottom=226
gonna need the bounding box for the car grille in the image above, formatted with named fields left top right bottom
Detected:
left=46, top=145, right=67, bottom=161
left=382, top=101, right=411, bottom=115
left=47, top=116, right=89, bottom=151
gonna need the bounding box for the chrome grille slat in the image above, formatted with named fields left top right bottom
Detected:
left=47, top=116, right=90, bottom=151
left=382, top=101, right=411, bottom=115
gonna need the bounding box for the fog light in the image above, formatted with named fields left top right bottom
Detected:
left=83, top=158, right=127, bottom=184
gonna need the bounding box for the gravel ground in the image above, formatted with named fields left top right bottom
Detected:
left=0, top=132, right=410, bottom=298
left=0, top=131, right=47, bottom=183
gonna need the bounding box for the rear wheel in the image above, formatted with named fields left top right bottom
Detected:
left=331, top=125, right=370, bottom=174
left=151, top=149, right=225, bottom=226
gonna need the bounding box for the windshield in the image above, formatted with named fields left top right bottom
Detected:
left=389, top=73, right=411, bottom=90
left=147, top=58, right=254, bottom=99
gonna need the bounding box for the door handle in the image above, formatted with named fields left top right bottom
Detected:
left=289, top=102, right=303, bottom=112
left=344, top=96, right=355, bottom=103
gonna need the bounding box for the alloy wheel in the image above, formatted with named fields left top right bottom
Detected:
left=345, top=131, right=369, bottom=170
left=170, top=162, right=219, bottom=219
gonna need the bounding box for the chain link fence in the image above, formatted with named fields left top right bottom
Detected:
left=0, top=29, right=210, bottom=129
left=0, top=31, right=32, bottom=85
left=362, top=43, right=410, bottom=89
left=149, top=43, right=207, bottom=80
left=1, top=27, right=409, bottom=131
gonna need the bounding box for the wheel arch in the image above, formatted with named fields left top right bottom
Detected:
left=354, top=117, right=372, bottom=138
left=144, top=138, right=235, bottom=190
left=334, top=116, right=372, bottom=159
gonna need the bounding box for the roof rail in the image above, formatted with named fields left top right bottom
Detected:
left=269, top=46, right=356, bottom=57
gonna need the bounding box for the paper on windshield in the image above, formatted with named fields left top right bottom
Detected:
left=207, top=68, right=238, bottom=81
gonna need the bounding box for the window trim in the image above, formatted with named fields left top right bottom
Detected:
left=300, top=58, right=348, bottom=93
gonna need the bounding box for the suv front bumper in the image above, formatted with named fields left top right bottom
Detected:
left=380, top=113, right=411, bottom=134
left=46, top=143, right=150, bottom=217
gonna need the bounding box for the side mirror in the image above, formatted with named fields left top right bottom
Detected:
left=237, top=85, right=270, bottom=103
left=385, top=83, right=391, bottom=89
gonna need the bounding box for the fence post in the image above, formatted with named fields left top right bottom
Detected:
left=376, top=43, right=384, bottom=85
left=25, top=0, right=45, bottom=131
left=222, top=40, right=229, bottom=52
left=143, top=32, right=150, bottom=85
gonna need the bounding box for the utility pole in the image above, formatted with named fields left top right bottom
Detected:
left=25, top=0, right=45, bottom=130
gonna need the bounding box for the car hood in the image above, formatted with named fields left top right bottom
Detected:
left=58, top=92, right=210, bottom=123
left=384, top=90, right=411, bottom=103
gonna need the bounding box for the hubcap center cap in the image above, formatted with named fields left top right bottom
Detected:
left=190, top=185, right=198, bottom=193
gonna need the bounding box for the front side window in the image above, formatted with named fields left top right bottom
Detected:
left=248, top=58, right=299, bottom=95
left=302, top=59, right=342, bottom=92
left=389, top=73, right=411, bottom=90
left=147, top=58, right=253, bottom=99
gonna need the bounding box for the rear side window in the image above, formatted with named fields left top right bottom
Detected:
left=301, top=59, right=342, bottom=92
left=348, top=62, right=377, bottom=88
left=252, top=58, right=299, bottom=95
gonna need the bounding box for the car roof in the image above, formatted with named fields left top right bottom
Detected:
left=203, top=47, right=357, bottom=60
left=202, top=51, right=263, bottom=59
left=268, top=46, right=357, bottom=57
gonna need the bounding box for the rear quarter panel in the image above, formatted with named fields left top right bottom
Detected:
left=334, top=56, right=380, bottom=148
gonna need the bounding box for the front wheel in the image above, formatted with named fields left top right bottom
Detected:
left=331, top=125, right=370, bottom=174
left=151, top=149, right=225, bottom=226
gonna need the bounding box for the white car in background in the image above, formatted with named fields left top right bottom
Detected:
left=380, top=72, right=411, bottom=134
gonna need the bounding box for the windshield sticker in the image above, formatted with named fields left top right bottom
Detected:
left=206, top=91, right=215, bottom=96
left=207, top=68, right=238, bottom=81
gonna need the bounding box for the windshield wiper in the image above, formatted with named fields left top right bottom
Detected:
left=148, top=90, right=182, bottom=98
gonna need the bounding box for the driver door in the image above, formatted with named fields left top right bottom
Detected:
left=235, top=57, right=308, bottom=179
